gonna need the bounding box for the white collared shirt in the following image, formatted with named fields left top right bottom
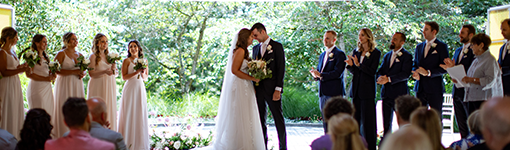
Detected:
left=260, top=37, right=272, bottom=57
left=390, top=47, right=403, bottom=68
left=321, top=45, right=336, bottom=72
left=424, top=37, right=436, bottom=58
left=458, top=43, right=470, bottom=63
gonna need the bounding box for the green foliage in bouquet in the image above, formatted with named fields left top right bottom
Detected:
left=106, top=53, right=122, bottom=64
left=22, top=50, right=40, bottom=68
left=48, top=61, right=61, bottom=74
left=248, top=59, right=273, bottom=86
left=150, top=125, right=213, bottom=150
left=75, top=55, right=93, bottom=71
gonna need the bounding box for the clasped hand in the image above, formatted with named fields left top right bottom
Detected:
left=309, top=67, right=321, bottom=79
left=376, top=75, right=389, bottom=85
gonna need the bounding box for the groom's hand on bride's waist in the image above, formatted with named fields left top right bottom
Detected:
left=272, top=90, right=281, bottom=101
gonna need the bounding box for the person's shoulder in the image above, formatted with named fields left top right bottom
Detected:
left=435, top=39, right=448, bottom=46
left=310, top=135, right=331, bottom=149
left=333, top=47, right=345, bottom=55
left=270, top=39, right=283, bottom=46
left=89, top=137, right=115, bottom=149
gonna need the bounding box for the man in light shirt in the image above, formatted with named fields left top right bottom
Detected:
left=498, top=19, right=510, bottom=96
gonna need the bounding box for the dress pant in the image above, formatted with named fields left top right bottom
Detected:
left=417, top=92, right=444, bottom=120
left=467, top=101, right=484, bottom=115
left=353, top=97, right=377, bottom=150
left=319, top=95, right=332, bottom=134
left=382, top=97, right=395, bottom=137
left=257, top=96, right=287, bottom=150
left=453, top=92, right=469, bottom=138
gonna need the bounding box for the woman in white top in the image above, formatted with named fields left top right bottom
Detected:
left=53, top=32, right=86, bottom=138
left=0, top=27, right=30, bottom=140
left=25, top=34, right=56, bottom=113
left=87, top=33, right=118, bottom=131
left=118, top=40, right=149, bottom=150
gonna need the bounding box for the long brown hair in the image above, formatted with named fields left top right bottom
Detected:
left=328, top=113, right=366, bottom=150
left=357, top=28, right=376, bottom=53
left=62, top=32, right=76, bottom=49
left=19, top=34, right=49, bottom=65
left=127, top=40, right=143, bottom=58
left=0, top=27, right=18, bottom=48
left=92, top=33, right=109, bottom=66
left=235, top=28, right=251, bottom=60
left=410, top=107, right=445, bottom=150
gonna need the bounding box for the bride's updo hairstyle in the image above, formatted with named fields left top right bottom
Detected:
left=127, top=40, right=144, bottom=58
left=328, top=113, right=366, bottom=150
left=62, top=32, right=76, bottom=49
left=235, top=28, right=251, bottom=60
left=92, top=33, right=109, bottom=66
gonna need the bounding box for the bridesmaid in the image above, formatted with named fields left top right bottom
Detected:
left=53, top=32, right=86, bottom=138
left=345, top=28, right=381, bottom=150
left=25, top=34, right=56, bottom=113
left=118, top=40, right=149, bottom=150
left=0, top=27, right=29, bottom=140
left=87, top=33, right=118, bottom=131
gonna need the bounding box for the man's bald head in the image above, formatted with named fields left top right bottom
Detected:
left=481, top=96, right=510, bottom=150
left=87, top=97, right=107, bottom=122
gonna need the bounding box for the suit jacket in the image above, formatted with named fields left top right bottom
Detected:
left=0, top=128, right=16, bottom=150
left=452, top=45, right=475, bottom=98
left=252, top=39, right=286, bottom=100
left=63, top=122, right=127, bottom=150
left=498, top=43, right=510, bottom=77
left=347, top=48, right=381, bottom=99
left=45, top=129, right=115, bottom=150
left=412, top=39, right=449, bottom=94
left=316, top=46, right=346, bottom=97
left=377, top=48, right=413, bottom=100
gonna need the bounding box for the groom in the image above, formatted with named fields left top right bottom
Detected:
left=251, top=23, right=287, bottom=150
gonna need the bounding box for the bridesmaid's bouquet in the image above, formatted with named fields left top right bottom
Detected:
left=133, top=58, right=148, bottom=79
left=247, top=59, right=273, bottom=86
left=48, top=61, right=61, bottom=74
left=22, top=50, right=40, bottom=68
left=75, top=55, right=93, bottom=71
left=106, top=52, right=122, bottom=64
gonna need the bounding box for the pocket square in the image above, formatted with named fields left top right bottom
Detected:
left=395, top=58, right=400, bottom=62
left=328, top=58, right=334, bottom=61
left=268, top=50, right=273, bottom=54
left=431, top=50, right=438, bottom=54
left=463, top=55, right=467, bottom=58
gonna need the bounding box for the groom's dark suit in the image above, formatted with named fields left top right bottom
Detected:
left=451, top=45, right=475, bottom=138
left=252, top=38, right=286, bottom=150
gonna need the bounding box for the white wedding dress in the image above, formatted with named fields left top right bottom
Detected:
left=197, top=34, right=265, bottom=150
left=0, top=49, right=25, bottom=140
left=87, top=59, right=117, bottom=131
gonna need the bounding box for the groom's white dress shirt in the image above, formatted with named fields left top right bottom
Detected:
left=321, top=45, right=336, bottom=72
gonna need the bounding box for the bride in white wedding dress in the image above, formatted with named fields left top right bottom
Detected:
left=198, top=28, right=265, bottom=150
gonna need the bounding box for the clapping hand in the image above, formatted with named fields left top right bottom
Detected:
left=377, top=75, right=389, bottom=85
left=345, top=56, right=353, bottom=66
left=440, top=58, right=455, bottom=70
left=309, top=67, right=320, bottom=79
left=411, top=71, right=420, bottom=80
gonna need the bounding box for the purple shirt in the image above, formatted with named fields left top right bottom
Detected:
left=310, top=134, right=368, bottom=150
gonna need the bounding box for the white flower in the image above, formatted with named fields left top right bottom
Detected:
left=365, top=52, right=371, bottom=57
left=134, top=58, right=138, bottom=63
left=180, top=134, right=186, bottom=140
left=186, top=140, right=192, bottom=145
left=267, top=45, right=272, bottom=50
left=397, top=52, right=403, bottom=57
left=263, top=68, right=267, bottom=75
left=155, top=141, right=164, bottom=149
left=431, top=43, right=437, bottom=48
left=32, top=54, right=37, bottom=59
left=138, top=58, right=144, bottom=63
left=463, top=49, right=469, bottom=54
left=173, top=141, right=181, bottom=149
left=83, top=59, right=90, bottom=64
left=328, top=53, right=334, bottom=58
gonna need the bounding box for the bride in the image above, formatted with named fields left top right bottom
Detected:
left=199, top=28, right=265, bottom=150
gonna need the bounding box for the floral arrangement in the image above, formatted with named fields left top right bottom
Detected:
left=247, top=59, right=273, bottom=86
left=149, top=120, right=213, bottom=150
left=75, top=55, right=93, bottom=71
left=22, top=50, right=40, bottom=68
left=48, top=61, right=61, bottom=74
left=133, top=58, right=148, bottom=79
left=106, top=52, right=122, bottom=64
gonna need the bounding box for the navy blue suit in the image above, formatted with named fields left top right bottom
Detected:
left=346, top=48, right=381, bottom=150
left=452, top=45, right=475, bottom=138
left=498, top=43, right=510, bottom=96
left=413, top=39, right=449, bottom=119
left=377, top=48, right=413, bottom=137
left=252, top=39, right=287, bottom=150
left=316, top=46, right=346, bottom=133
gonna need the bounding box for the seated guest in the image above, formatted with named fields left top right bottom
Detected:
left=63, top=98, right=127, bottom=150
left=16, top=108, right=53, bottom=150
left=449, top=110, right=483, bottom=150
left=410, top=107, right=447, bottom=150
left=379, top=125, right=433, bottom=150
left=394, top=95, right=422, bottom=127
left=44, top=97, right=114, bottom=150
left=0, top=128, right=16, bottom=150
left=310, top=97, right=367, bottom=150
left=473, top=96, right=510, bottom=150
left=328, top=113, right=366, bottom=150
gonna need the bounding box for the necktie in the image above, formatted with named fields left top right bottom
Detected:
left=390, top=51, right=397, bottom=67
left=322, top=51, right=329, bottom=72
left=458, top=46, right=466, bottom=64
left=424, top=42, right=431, bottom=58
left=504, top=42, right=509, bottom=60
left=261, top=43, right=267, bottom=58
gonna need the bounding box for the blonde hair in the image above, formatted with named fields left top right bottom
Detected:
left=410, top=107, right=445, bottom=150
left=328, top=113, right=366, bottom=150
left=91, top=33, right=109, bottom=66
left=379, top=125, right=433, bottom=150
left=357, top=28, right=376, bottom=52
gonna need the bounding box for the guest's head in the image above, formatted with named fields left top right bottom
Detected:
left=87, top=97, right=108, bottom=126
left=357, top=28, right=376, bottom=52
left=63, top=97, right=91, bottom=131
left=323, top=30, right=337, bottom=48
left=235, top=28, right=253, bottom=60
left=62, top=32, right=78, bottom=49
left=390, top=32, right=406, bottom=50
left=379, top=125, right=433, bottom=150
left=328, top=113, right=365, bottom=150
left=423, top=21, right=439, bottom=40
left=17, top=108, right=53, bottom=150
left=501, top=19, right=510, bottom=40
left=470, top=33, right=491, bottom=56
left=410, top=107, right=444, bottom=150
left=92, top=33, right=109, bottom=66
left=127, top=40, right=143, bottom=58
left=480, top=97, right=510, bottom=150
left=251, top=22, right=268, bottom=43
left=394, top=95, right=421, bottom=127
left=459, top=24, right=476, bottom=44
left=323, top=96, right=355, bottom=123
left=467, top=110, right=482, bottom=135
left=0, top=27, right=18, bottom=48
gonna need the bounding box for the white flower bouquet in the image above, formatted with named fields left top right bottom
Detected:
left=48, top=61, right=61, bottom=74
left=133, top=58, right=148, bottom=79
left=75, top=55, right=93, bottom=71
left=106, top=52, right=122, bottom=64
left=22, top=50, right=40, bottom=68
left=247, top=59, right=273, bottom=86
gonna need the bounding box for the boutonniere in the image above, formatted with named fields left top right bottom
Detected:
left=507, top=43, right=510, bottom=50
left=431, top=43, right=437, bottom=48
left=328, top=53, right=334, bottom=58
left=463, top=48, right=469, bottom=54
left=267, top=45, right=273, bottom=54
left=397, top=51, right=403, bottom=57
left=365, top=52, right=371, bottom=57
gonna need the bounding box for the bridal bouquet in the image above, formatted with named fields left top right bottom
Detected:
left=48, top=61, right=61, bottom=74
left=106, top=52, right=122, bottom=64
left=133, top=58, right=148, bottom=79
left=248, top=59, right=273, bottom=86
left=75, top=55, right=93, bottom=71
left=22, top=50, right=40, bottom=68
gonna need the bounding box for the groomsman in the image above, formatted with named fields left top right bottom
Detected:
left=309, top=30, right=346, bottom=133
left=499, top=19, right=510, bottom=96
left=412, top=21, right=449, bottom=119
left=376, top=32, right=413, bottom=138
left=440, top=24, right=476, bottom=138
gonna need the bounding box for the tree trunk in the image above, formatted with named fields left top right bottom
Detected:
left=186, top=16, right=209, bottom=92
left=176, top=13, right=194, bottom=93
